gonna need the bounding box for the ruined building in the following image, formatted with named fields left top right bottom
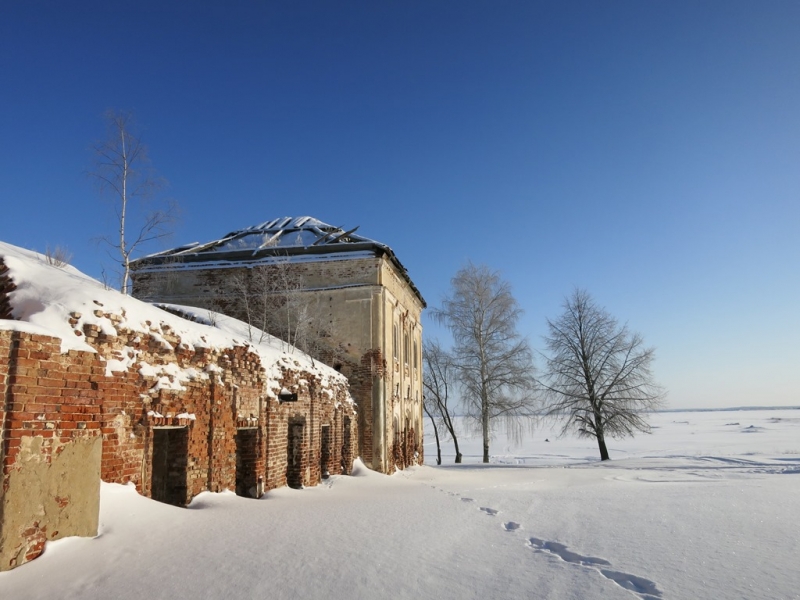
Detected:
left=0, top=242, right=356, bottom=571
left=131, top=216, right=426, bottom=473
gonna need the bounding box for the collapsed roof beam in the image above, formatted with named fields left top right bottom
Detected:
left=312, top=226, right=360, bottom=246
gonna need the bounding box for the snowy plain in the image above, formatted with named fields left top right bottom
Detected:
left=1, top=408, right=799, bottom=600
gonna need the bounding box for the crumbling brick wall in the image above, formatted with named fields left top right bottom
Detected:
left=263, top=364, right=357, bottom=490
left=0, top=306, right=357, bottom=572
left=74, top=307, right=356, bottom=501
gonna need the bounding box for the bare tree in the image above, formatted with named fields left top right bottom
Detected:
left=422, top=339, right=462, bottom=464
left=91, top=110, right=177, bottom=294
left=43, top=245, right=72, bottom=268
left=432, top=263, right=537, bottom=463
left=540, top=289, right=665, bottom=461
left=422, top=399, right=443, bottom=466
left=229, top=269, right=262, bottom=344
left=227, top=260, right=337, bottom=365
left=228, top=263, right=296, bottom=346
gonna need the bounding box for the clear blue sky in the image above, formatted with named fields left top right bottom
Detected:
left=1, top=1, right=798, bottom=409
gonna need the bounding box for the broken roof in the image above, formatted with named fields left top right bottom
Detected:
left=132, top=216, right=425, bottom=306
left=143, top=216, right=381, bottom=256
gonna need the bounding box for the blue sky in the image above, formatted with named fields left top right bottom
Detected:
left=1, top=1, right=798, bottom=408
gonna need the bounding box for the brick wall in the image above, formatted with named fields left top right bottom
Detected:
left=263, top=367, right=357, bottom=490
left=0, top=317, right=357, bottom=571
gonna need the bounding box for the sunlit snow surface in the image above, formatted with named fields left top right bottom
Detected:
left=0, top=241, right=348, bottom=393
left=1, top=409, right=799, bottom=600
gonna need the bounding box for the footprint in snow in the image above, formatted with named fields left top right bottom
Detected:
left=526, top=537, right=662, bottom=599
left=480, top=507, right=498, bottom=516
left=461, top=497, right=474, bottom=502
left=600, top=569, right=663, bottom=599
left=503, top=521, right=520, bottom=531
left=527, top=537, right=610, bottom=567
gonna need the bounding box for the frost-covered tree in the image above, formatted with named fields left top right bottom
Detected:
left=432, top=263, right=537, bottom=463
left=540, top=289, right=665, bottom=461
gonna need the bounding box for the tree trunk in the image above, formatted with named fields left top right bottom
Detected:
left=596, top=433, right=610, bottom=461
left=481, top=379, right=490, bottom=463
left=433, top=426, right=442, bottom=466
left=453, top=437, right=462, bottom=464
left=482, top=403, right=490, bottom=463
left=443, top=413, right=462, bottom=464
left=424, top=408, right=442, bottom=466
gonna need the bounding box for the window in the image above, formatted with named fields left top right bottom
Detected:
left=404, top=332, right=409, bottom=365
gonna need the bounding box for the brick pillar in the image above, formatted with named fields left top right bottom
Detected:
left=0, top=331, right=102, bottom=572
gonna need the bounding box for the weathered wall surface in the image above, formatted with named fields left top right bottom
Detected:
left=132, top=253, right=423, bottom=473
left=265, top=367, right=357, bottom=489
left=0, top=330, right=102, bottom=571
left=379, top=260, right=425, bottom=471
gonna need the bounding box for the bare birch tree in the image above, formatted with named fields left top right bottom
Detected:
left=422, top=399, right=443, bottom=466
left=432, top=263, right=537, bottom=463
left=91, top=110, right=177, bottom=294
left=422, top=339, right=462, bottom=464
left=229, top=263, right=300, bottom=347
left=227, top=261, right=337, bottom=365
left=540, top=289, right=665, bottom=461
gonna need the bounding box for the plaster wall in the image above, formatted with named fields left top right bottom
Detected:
left=0, top=330, right=103, bottom=571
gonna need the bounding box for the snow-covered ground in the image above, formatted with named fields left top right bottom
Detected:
left=1, top=409, right=798, bottom=600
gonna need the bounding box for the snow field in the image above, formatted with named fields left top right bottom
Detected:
left=0, top=409, right=798, bottom=600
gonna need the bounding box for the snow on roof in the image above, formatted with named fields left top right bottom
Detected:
left=0, top=241, right=348, bottom=388
left=131, top=216, right=426, bottom=307
left=141, top=216, right=385, bottom=259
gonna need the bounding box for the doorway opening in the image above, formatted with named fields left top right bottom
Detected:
left=236, top=428, right=259, bottom=497
left=151, top=426, right=188, bottom=506
left=320, top=425, right=331, bottom=479
left=287, top=419, right=305, bottom=489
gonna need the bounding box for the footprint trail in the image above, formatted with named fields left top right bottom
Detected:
left=427, top=483, right=664, bottom=599
left=526, top=536, right=662, bottom=599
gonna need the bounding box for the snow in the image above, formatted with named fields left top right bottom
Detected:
left=140, top=216, right=385, bottom=261
left=1, top=408, right=798, bottom=600
left=0, top=241, right=349, bottom=394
